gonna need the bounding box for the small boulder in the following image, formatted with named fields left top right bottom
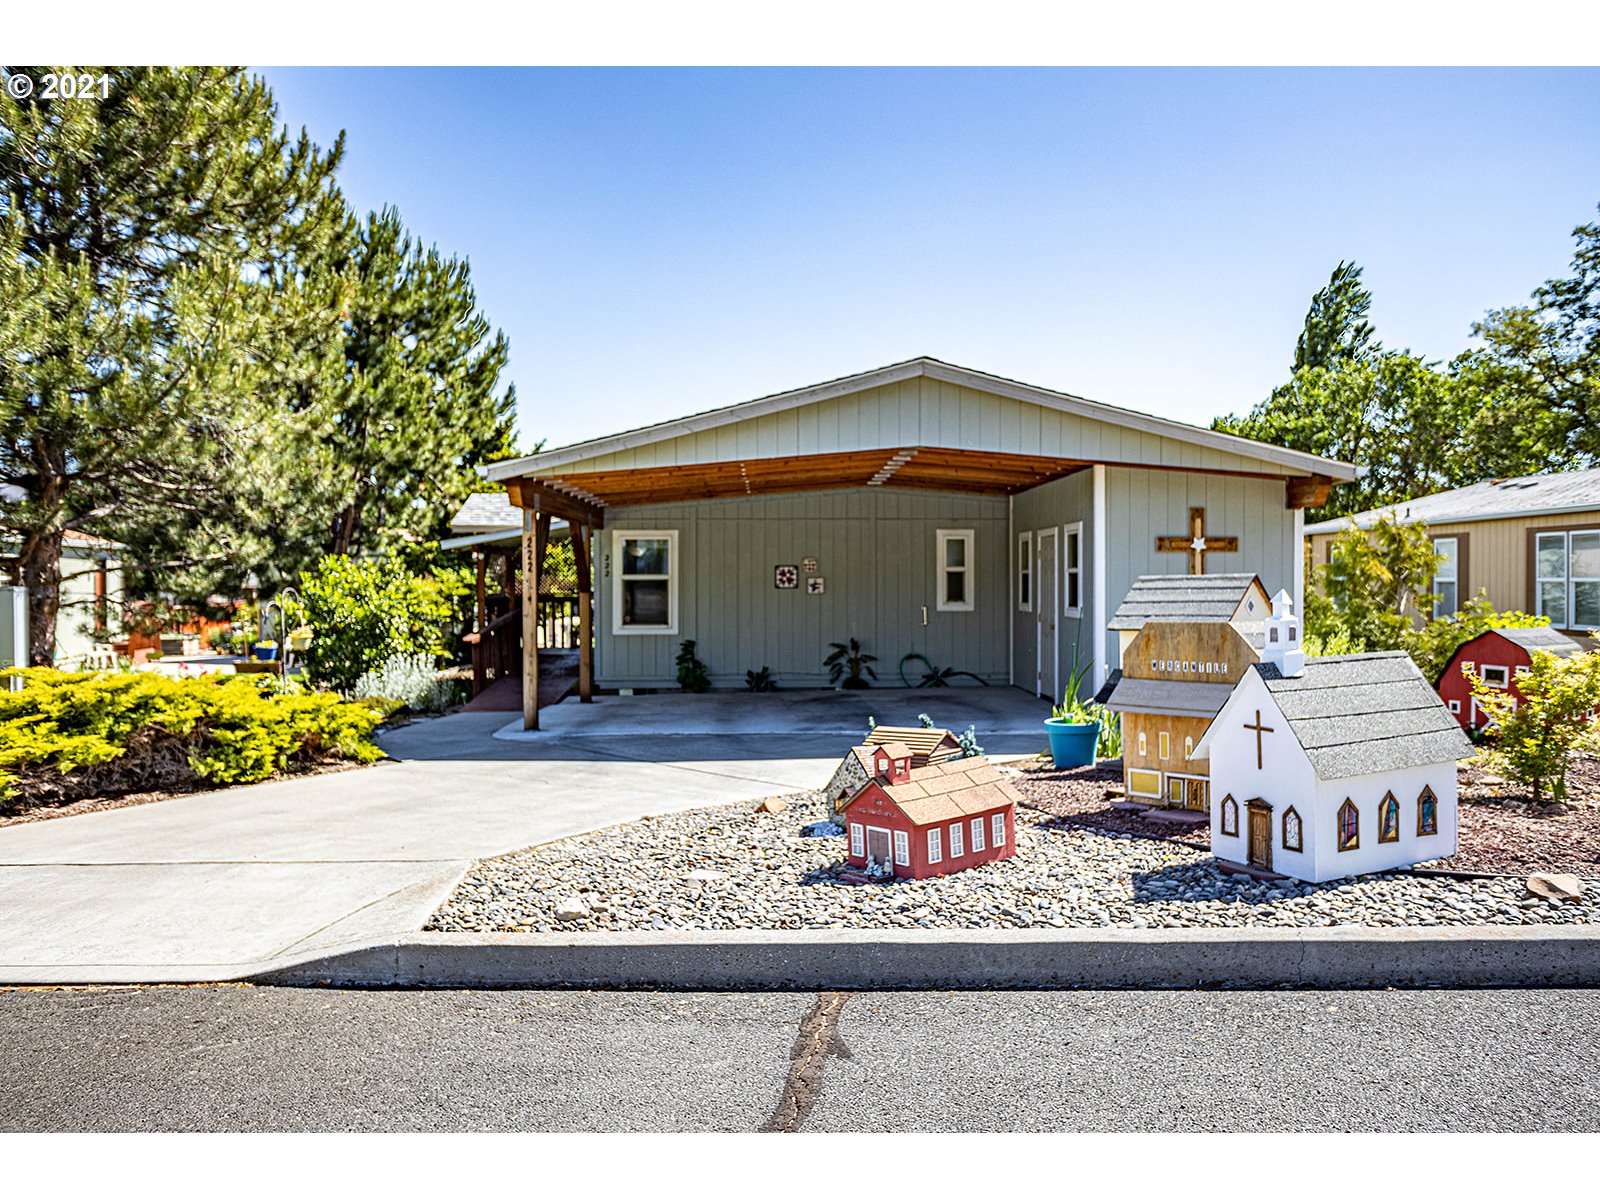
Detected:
left=554, top=895, right=591, bottom=922
left=755, top=797, right=788, bottom=814
left=688, top=868, right=729, bottom=884
left=1526, top=873, right=1585, bottom=903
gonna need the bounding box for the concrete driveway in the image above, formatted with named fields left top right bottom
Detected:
left=0, top=689, right=1050, bottom=984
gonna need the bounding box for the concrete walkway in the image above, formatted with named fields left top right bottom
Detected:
left=0, top=710, right=860, bottom=983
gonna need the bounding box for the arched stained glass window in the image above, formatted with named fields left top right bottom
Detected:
left=1379, top=792, right=1400, bottom=844
left=1338, top=799, right=1359, bottom=851
left=1282, top=806, right=1302, bottom=852
left=1418, top=786, right=1439, bottom=836
left=1220, top=794, right=1239, bottom=837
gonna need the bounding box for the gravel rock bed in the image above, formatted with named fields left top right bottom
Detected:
left=426, top=789, right=1600, bottom=934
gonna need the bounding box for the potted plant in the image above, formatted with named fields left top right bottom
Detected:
left=1044, top=660, right=1100, bottom=768
left=825, top=638, right=877, bottom=689
left=253, top=639, right=279, bottom=662
left=287, top=625, right=314, bottom=653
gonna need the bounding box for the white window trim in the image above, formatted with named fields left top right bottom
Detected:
left=1534, top=530, right=1600, bottom=630
left=893, top=830, right=910, bottom=867
left=1159, top=731, right=1170, bottom=760
left=1480, top=664, right=1510, bottom=688
left=1432, top=536, right=1459, bottom=620
left=1138, top=731, right=1147, bottom=756
left=970, top=816, right=985, bottom=852
left=610, top=529, right=680, bottom=636
left=849, top=822, right=864, bottom=857
left=1574, top=530, right=1600, bottom=631
left=950, top=821, right=965, bottom=857
left=927, top=827, right=943, bottom=864
left=1448, top=699, right=1461, bottom=713
left=1062, top=521, right=1084, bottom=617
left=1016, top=532, right=1033, bottom=613
left=936, top=529, right=976, bottom=613
left=992, top=812, right=1006, bottom=846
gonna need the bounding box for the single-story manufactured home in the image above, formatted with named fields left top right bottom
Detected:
left=481, top=358, right=1357, bottom=727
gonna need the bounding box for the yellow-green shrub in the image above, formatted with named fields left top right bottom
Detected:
left=0, top=668, right=383, bottom=809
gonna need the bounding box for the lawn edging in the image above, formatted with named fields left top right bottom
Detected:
left=258, top=925, right=1600, bottom=990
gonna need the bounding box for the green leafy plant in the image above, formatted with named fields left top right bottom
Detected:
left=0, top=668, right=383, bottom=811
left=825, top=638, right=877, bottom=690
left=744, top=666, right=776, bottom=692
left=956, top=725, right=984, bottom=757
left=676, top=640, right=710, bottom=692
left=1051, top=659, right=1099, bottom=723
left=898, top=652, right=989, bottom=688
left=1410, top=596, right=1549, bottom=682
left=298, top=554, right=460, bottom=692
left=1471, top=648, right=1600, bottom=805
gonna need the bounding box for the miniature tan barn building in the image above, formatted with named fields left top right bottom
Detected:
left=1097, top=574, right=1271, bottom=809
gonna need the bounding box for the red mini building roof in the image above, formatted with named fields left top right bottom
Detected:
left=843, top=754, right=1020, bottom=827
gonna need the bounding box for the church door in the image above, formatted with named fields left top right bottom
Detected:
left=1035, top=529, right=1057, bottom=701
left=1247, top=803, right=1272, bottom=870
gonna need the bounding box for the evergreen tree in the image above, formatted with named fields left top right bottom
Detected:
left=285, top=206, right=519, bottom=579
left=0, top=66, right=348, bottom=662
left=1293, top=260, right=1381, bottom=371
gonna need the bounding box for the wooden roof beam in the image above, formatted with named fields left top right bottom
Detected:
left=505, top=477, right=606, bottom=528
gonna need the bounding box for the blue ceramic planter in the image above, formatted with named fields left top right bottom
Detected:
left=1044, top=718, right=1098, bottom=768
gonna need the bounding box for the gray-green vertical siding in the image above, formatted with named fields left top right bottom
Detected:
left=597, top=488, right=1009, bottom=689
left=1009, top=469, right=1096, bottom=700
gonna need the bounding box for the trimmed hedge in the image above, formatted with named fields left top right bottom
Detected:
left=0, top=668, right=384, bottom=812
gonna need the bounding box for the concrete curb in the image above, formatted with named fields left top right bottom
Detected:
left=257, top=926, right=1600, bottom=990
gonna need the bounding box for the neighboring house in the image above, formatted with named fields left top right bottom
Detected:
left=1436, top=625, right=1587, bottom=731
left=823, top=724, right=964, bottom=813
left=0, top=529, right=125, bottom=668
left=480, top=357, right=1356, bottom=725
left=840, top=743, right=1019, bottom=880
left=1097, top=573, right=1272, bottom=811
left=1195, top=593, right=1472, bottom=883
left=1304, top=467, right=1600, bottom=639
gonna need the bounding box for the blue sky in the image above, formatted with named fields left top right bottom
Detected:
left=258, top=67, right=1600, bottom=455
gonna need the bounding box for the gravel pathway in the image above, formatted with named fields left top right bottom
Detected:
left=426, top=788, right=1600, bottom=934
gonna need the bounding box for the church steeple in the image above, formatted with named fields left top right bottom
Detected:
left=1263, top=589, right=1305, bottom=677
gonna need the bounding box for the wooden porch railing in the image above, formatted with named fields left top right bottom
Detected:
left=466, top=594, right=579, bottom=696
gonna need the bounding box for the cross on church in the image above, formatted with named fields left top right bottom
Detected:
left=1243, top=708, right=1274, bottom=770
left=1156, top=507, right=1240, bottom=575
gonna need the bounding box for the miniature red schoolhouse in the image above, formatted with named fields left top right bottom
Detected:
left=1436, top=626, right=1586, bottom=731
left=841, top=743, right=1020, bottom=880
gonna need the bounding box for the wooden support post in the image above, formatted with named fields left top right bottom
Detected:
left=521, top=511, right=551, bottom=730
left=572, top=523, right=594, bottom=703
left=472, top=552, right=487, bottom=697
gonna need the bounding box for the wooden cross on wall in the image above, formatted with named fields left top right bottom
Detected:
left=1156, top=507, right=1240, bottom=575
left=1243, top=708, right=1274, bottom=770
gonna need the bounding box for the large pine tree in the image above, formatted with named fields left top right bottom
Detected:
left=0, top=66, right=349, bottom=662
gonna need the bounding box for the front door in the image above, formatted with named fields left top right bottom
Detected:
left=1247, top=803, right=1272, bottom=870
left=1035, top=529, right=1057, bottom=701
left=866, top=827, right=892, bottom=868
left=1186, top=779, right=1208, bottom=812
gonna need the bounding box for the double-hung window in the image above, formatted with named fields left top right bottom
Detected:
left=992, top=812, right=1006, bottom=846
left=927, top=828, right=943, bottom=864
left=970, top=817, right=985, bottom=852
left=849, top=823, right=865, bottom=857
left=1063, top=522, right=1083, bottom=615
left=1432, top=537, right=1459, bottom=618
left=949, top=821, right=965, bottom=857
left=612, top=530, right=678, bottom=635
left=1536, top=530, right=1600, bottom=630
left=937, top=529, right=975, bottom=612
left=892, top=830, right=910, bottom=867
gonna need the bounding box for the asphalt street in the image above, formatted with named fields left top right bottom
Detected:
left=2, top=986, right=1597, bottom=1132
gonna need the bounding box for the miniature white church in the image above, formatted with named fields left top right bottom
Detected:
left=1192, top=590, right=1473, bottom=883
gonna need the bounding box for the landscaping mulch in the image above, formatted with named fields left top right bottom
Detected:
left=1006, top=754, right=1600, bottom=880
left=1005, top=757, right=1212, bottom=851
left=0, top=759, right=377, bottom=829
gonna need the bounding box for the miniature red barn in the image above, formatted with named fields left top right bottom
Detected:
left=1436, top=626, right=1586, bottom=730
left=841, top=742, right=1020, bottom=880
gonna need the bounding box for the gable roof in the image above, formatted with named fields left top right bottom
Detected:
left=485, top=358, right=1358, bottom=483
left=449, top=492, right=520, bottom=534
left=1304, top=466, right=1600, bottom=534
left=1247, top=652, right=1472, bottom=781
left=1103, top=677, right=1238, bottom=719
left=1108, top=574, right=1266, bottom=630
left=865, top=724, right=963, bottom=764
left=1490, top=626, right=1587, bottom=657
left=845, top=754, right=1021, bottom=827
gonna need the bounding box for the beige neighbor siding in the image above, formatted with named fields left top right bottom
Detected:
left=566, top=377, right=1306, bottom=477
left=597, top=487, right=1009, bottom=690
left=1308, top=509, right=1600, bottom=635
